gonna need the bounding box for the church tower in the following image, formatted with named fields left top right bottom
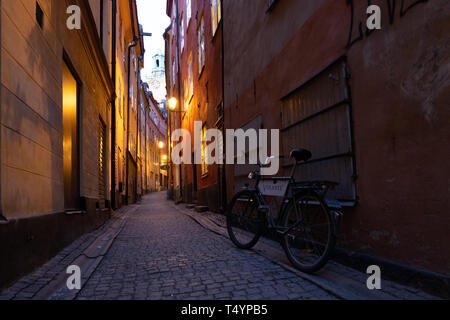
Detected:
left=147, top=50, right=167, bottom=107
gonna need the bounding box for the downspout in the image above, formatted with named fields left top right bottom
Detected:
left=136, top=65, right=142, bottom=201
left=0, top=0, right=5, bottom=222
left=144, top=102, right=148, bottom=194
left=111, top=0, right=117, bottom=210
left=125, top=37, right=138, bottom=205
left=220, top=0, right=227, bottom=212
left=175, top=0, right=183, bottom=200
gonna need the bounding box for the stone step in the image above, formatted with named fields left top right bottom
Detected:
left=195, top=206, right=209, bottom=213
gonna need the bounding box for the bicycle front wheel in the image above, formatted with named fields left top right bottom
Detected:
left=281, top=194, right=336, bottom=273
left=226, top=190, right=264, bottom=249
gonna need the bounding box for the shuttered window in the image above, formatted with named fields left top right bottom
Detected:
left=281, top=59, right=357, bottom=203
left=201, top=124, right=208, bottom=176
left=99, top=118, right=107, bottom=207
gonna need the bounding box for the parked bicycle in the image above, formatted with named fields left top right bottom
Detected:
left=226, top=148, right=342, bottom=273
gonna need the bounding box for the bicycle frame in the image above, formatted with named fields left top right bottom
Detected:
left=252, top=161, right=300, bottom=231
left=250, top=160, right=336, bottom=233
left=229, top=153, right=340, bottom=273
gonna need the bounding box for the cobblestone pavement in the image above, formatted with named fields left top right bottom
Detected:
left=75, top=193, right=337, bottom=300
left=0, top=192, right=440, bottom=300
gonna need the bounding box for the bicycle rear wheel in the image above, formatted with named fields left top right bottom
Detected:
left=281, top=193, right=336, bottom=273
left=226, top=190, right=264, bottom=249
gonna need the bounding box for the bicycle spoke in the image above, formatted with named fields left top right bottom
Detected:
left=282, top=194, right=335, bottom=273
left=227, top=191, right=263, bottom=249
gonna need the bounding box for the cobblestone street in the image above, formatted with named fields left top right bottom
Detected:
left=0, top=192, right=439, bottom=300
left=78, top=193, right=341, bottom=300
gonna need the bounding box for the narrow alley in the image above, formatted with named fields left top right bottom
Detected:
left=0, top=0, right=448, bottom=305
left=0, top=193, right=438, bottom=301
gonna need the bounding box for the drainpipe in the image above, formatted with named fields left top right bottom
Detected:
left=125, top=37, right=138, bottom=205
left=136, top=63, right=142, bottom=201
left=144, top=101, right=148, bottom=194
left=175, top=0, right=183, bottom=201
left=0, top=0, right=5, bottom=222
left=220, top=0, right=227, bottom=212
left=110, top=0, right=117, bottom=210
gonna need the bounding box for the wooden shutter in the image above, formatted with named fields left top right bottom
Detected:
left=281, top=59, right=357, bottom=203
left=99, top=118, right=106, bottom=207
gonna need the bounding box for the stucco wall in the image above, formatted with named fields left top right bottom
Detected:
left=1, top=0, right=112, bottom=218
left=223, top=0, right=450, bottom=274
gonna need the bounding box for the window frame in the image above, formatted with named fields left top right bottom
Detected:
left=187, top=52, right=194, bottom=103
left=198, top=13, right=205, bottom=75
left=201, top=124, right=209, bottom=176
left=210, top=0, right=222, bottom=37
left=186, top=0, right=192, bottom=27
left=180, top=14, right=185, bottom=53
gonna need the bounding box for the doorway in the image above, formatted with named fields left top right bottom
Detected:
left=99, top=117, right=107, bottom=209
left=62, top=61, right=80, bottom=210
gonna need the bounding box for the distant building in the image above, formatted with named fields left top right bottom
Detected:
left=165, top=0, right=225, bottom=211
left=139, top=82, right=168, bottom=196
left=146, top=50, right=168, bottom=114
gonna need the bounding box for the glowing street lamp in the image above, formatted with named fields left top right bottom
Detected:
left=168, top=97, right=178, bottom=111
left=158, top=141, right=165, bottom=149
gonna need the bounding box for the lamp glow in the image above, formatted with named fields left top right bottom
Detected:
left=168, top=97, right=177, bottom=111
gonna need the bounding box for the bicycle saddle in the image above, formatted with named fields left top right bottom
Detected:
left=290, top=148, right=312, bottom=162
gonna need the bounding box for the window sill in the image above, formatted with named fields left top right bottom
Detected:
left=65, top=210, right=87, bottom=216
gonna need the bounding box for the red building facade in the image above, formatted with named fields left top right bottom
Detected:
left=165, top=0, right=224, bottom=211
left=223, top=0, right=449, bottom=286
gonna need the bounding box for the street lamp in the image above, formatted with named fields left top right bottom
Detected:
left=168, top=97, right=186, bottom=116
left=168, top=97, right=178, bottom=111
left=167, top=97, right=186, bottom=202
left=158, top=141, right=165, bottom=149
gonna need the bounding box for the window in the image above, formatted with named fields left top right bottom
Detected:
left=130, top=85, right=134, bottom=111
left=267, top=0, right=279, bottom=11
left=36, top=2, right=44, bottom=29
left=180, top=16, right=185, bottom=52
left=201, top=124, right=208, bottom=176
left=172, top=59, right=176, bottom=88
left=118, top=80, right=122, bottom=116
left=62, top=61, right=80, bottom=210
left=198, top=15, right=205, bottom=74
left=100, top=0, right=104, bottom=42
left=211, top=0, right=222, bottom=36
left=98, top=118, right=107, bottom=206
left=186, top=53, right=194, bottom=103
left=186, top=0, right=192, bottom=26
left=184, top=79, right=188, bottom=105
left=172, top=5, right=176, bottom=39
left=281, top=59, right=356, bottom=203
